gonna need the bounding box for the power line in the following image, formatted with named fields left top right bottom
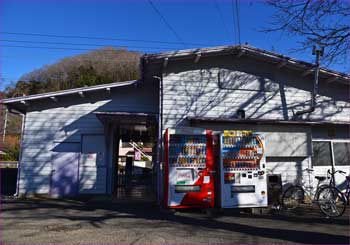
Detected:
left=213, top=0, right=232, bottom=43
left=147, top=0, right=186, bottom=48
left=0, top=44, right=169, bottom=53
left=231, top=0, right=237, bottom=44
left=235, top=0, right=241, bottom=45
left=0, top=39, right=177, bottom=50
left=0, top=44, right=118, bottom=51
left=1, top=31, right=206, bottom=46
left=0, top=56, right=141, bottom=63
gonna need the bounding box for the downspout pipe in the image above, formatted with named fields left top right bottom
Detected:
left=140, top=55, right=164, bottom=203
left=153, top=75, right=163, bottom=205
left=295, top=47, right=323, bottom=116
left=8, top=108, right=26, bottom=197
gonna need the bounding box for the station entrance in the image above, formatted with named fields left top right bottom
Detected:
left=114, top=125, right=157, bottom=201
left=95, top=112, right=158, bottom=203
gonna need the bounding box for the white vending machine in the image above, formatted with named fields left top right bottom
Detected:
left=219, top=130, right=268, bottom=208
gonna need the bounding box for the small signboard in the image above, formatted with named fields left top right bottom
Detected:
left=134, top=150, right=142, bottom=161
left=81, top=152, right=104, bottom=166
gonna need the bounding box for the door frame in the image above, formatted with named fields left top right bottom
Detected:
left=50, top=141, right=81, bottom=197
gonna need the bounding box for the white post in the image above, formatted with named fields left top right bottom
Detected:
left=2, top=108, right=8, bottom=143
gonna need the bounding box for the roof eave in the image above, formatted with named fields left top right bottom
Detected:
left=1, top=80, right=139, bottom=104
left=188, top=116, right=350, bottom=126
left=143, top=45, right=350, bottom=84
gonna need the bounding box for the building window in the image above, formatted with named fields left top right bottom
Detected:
left=333, top=142, right=350, bottom=166
left=312, top=140, right=350, bottom=167
left=312, top=141, right=332, bottom=166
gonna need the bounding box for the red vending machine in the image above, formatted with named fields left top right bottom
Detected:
left=164, top=127, right=215, bottom=208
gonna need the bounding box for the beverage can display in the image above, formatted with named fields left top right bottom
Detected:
left=219, top=131, right=267, bottom=208
left=221, top=133, right=262, bottom=170
left=169, top=134, right=207, bottom=167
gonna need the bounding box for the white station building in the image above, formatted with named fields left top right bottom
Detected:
left=2, top=45, right=349, bottom=202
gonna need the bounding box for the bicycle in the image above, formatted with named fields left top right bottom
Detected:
left=282, top=168, right=347, bottom=218
left=342, top=173, right=350, bottom=205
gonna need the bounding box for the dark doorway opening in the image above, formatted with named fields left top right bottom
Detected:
left=113, top=125, right=157, bottom=202
left=1, top=167, right=18, bottom=196
left=95, top=112, right=158, bottom=202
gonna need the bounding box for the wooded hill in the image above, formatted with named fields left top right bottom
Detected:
left=1, top=48, right=142, bottom=160
left=4, top=47, right=141, bottom=97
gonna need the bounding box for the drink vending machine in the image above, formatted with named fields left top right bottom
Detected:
left=164, top=127, right=215, bottom=208
left=219, top=130, right=268, bottom=208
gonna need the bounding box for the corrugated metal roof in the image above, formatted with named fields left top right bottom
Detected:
left=143, top=45, right=350, bottom=84
left=1, top=80, right=138, bottom=104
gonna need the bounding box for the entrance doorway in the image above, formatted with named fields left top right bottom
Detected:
left=113, top=125, right=156, bottom=201
left=95, top=111, right=158, bottom=202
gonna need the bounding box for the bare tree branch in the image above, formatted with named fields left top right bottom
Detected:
left=261, top=0, right=350, bottom=68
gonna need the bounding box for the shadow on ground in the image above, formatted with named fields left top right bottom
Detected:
left=1, top=196, right=349, bottom=244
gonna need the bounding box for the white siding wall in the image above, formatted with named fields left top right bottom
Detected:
left=162, top=56, right=350, bottom=130
left=266, top=157, right=312, bottom=191
left=161, top=55, right=349, bottom=191
left=79, top=135, right=106, bottom=194
left=18, top=82, right=158, bottom=195
left=191, top=123, right=311, bottom=157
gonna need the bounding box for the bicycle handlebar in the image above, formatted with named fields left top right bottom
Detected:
left=327, top=169, right=347, bottom=175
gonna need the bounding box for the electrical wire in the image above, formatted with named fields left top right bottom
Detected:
left=231, top=0, right=237, bottom=44
left=0, top=31, right=203, bottom=46
left=235, top=0, right=241, bottom=45
left=0, top=44, right=170, bottom=53
left=147, top=0, right=186, bottom=48
left=0, top=39, right=177, bottom=50
left=213, top=0, right=232, bottom=43
left=0, top=56, right=141, bottom=63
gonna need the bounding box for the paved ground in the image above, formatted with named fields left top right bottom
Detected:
left=1, top=197, right=349, bottom=244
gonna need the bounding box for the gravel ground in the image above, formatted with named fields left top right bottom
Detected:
left=1, top=197, right=349, bottom=244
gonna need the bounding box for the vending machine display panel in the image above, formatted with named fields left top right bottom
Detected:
left=164, top=128, right=215, bottom=209
left=219, top=130, right=268, bottom=208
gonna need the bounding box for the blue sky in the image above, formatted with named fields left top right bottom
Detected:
left=0, top=0, right=348, bottom=90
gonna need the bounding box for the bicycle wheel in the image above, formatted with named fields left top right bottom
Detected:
left=317, top=186, right=346, bottom=218
left=282, top=185, right=304, bottom=210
